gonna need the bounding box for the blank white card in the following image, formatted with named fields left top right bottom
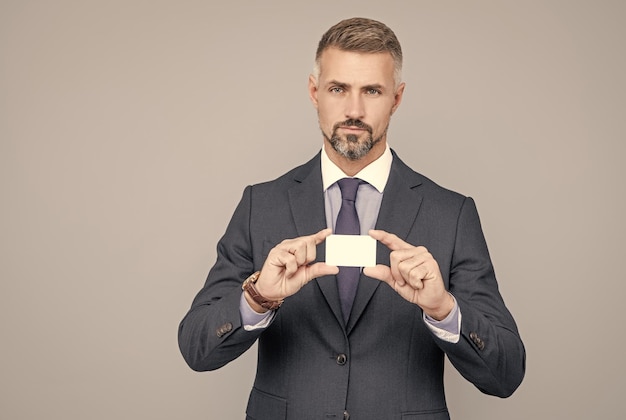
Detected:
left=325, top=234, right=376, bottom=267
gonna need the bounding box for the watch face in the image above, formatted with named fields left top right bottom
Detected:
left=242, top=271, right=260, bottom=289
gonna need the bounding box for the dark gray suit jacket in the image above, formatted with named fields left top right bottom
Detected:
left=178, top=151, right=525, bottom=420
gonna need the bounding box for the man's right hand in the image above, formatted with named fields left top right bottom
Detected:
left=246, top=228, right=339, bottom=312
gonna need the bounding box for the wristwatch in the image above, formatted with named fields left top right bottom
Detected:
left=242, top=271, right=283, bottom=311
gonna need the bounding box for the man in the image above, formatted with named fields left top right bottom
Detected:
left=179, top=17, right=525, bottom=420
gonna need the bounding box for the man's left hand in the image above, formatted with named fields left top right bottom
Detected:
left=364, top=229, right=454, bottom=320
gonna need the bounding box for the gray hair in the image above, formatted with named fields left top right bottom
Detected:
left=313, top=17, right=403, bottom=87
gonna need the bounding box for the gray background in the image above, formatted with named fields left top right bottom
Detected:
left=1, top=0, right=624, bottom=419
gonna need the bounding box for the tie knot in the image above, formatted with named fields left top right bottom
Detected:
left=337, top=177, right=361, bottom=202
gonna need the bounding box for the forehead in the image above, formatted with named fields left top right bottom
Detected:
left=318, top=47, right=395, bottom=86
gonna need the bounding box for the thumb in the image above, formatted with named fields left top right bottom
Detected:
left=306, top=262, right=339, bottom=281
left=363, top=264, right=393, bottom=285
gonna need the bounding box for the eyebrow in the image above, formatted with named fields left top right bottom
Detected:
left=327, top=80, right=349, bottom=89
left=363, top=83, right=384, bottom=91
left=326, top=80, right=386, bottom=91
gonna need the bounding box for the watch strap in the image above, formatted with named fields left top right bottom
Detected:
left=242, top=271, right=283, bottom=311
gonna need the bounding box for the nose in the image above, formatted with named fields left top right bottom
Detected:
left=344, top=93, right=365, bottom=120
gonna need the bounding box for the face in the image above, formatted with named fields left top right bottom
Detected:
left=309, top=47, right=404, bottom=165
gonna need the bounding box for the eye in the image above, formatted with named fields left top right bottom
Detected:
left=330, top=86, right=344, bottom=94
left=366, top=88, right=381, bottom=95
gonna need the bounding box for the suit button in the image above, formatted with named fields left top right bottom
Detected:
left=469, top=331, right=485, bottom=350
left=343, top=410, right=350, bottom=419
left=216, top=322, right=233, bottom=338
left=336, top=354, right=347, bottom=365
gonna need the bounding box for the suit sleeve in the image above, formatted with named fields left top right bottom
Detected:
left=435, top=197, right=526, bottom=397
left=178, top=186, right=263, bottom=371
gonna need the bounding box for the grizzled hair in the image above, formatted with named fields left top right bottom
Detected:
left=313, top=17, right=403, bottom=87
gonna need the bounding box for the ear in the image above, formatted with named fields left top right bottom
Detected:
left=308, top=74, right=319, bottom=109
left=391, top=82, right=406, bottom=115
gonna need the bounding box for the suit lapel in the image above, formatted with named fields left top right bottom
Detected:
left=346, top=152, right=424, bottom=333
left=288, top=154, right=326, bottom=238
left=288, top=154, right=345, bottom=326
left=287, top=151, right=426, bottom=332
left=373, top=152, right=424, bottom=259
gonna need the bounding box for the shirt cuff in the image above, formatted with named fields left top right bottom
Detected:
left=240, top=292, right=275, bottom=331
left=423, top=293, right=461, bottom=343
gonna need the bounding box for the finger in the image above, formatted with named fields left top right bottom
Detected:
left=363, top=264, right=393, bottom=285
left=406, top=265, right=425, bottom=290
left=387, top=250, right=405, bottom=286
left=274, top=252, right=299, bottom=278
left=390, top=248, right=430, bottom=286
left=397, top=254, right=421, bottom=285
left=365, top=265, right=419, bottom=303
left=304, top=228, right=333, bottom=265
left=297, top=229, right=330, bottom=266
left=278, top=241, right=307, bottom=267
left=306, top=262, right=339, bottom=282
left=305, top=235, right=319, bottom=265
left=368, top=229, right=411, bottom=252
left=313, top=228, right=333, bottom=245
left=281, top=241, right=316, bottom=268
left=392, top=249, right=427, bottom=287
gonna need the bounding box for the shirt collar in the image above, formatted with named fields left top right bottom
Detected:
left=321, top=143, right=393, bottom=193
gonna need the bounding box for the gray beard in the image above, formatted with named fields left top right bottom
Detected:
left=324, top=129, right=384, bottom=161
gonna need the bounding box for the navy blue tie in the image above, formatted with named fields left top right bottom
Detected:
left=335, top=177, right=362, bottom=322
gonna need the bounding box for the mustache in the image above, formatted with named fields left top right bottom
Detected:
left=333, top=119, right=373, bottom=133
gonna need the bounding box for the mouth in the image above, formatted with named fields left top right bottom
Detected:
left=339, top=126, right=367, bottom=132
